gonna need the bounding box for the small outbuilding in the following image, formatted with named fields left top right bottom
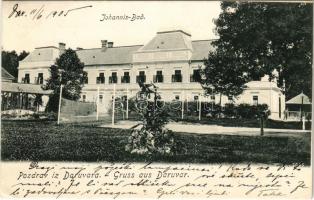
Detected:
left=285, top=92, right=312, bottom=121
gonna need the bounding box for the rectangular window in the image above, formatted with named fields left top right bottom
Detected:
left=175, top=70, right=181, bottom=75
left=99, top=95, right=103, bottom=103
left=190, top=69, right=201, bottom=82
left=122, top=72, right=130, bottom=83
left=210, top=95, right=215, bottom=101
left=23, top=73, right=30, bottom=84
left=253, top=95, right=258, bottom=106
left=137, top=71, right=146, bottom=83
left=109, top=72, right=118, bottom=84
left=175, top=95, right=180, bottom=100
left=84, top=72, right=88, bottom=84
left=194, top=96, right=199, bottom=101
left=154, top=70, right=163, bottom=83
left=97, top=73, right=105, bottom=84
left=82, top=95, right=86, bottom=102
left=172, top=70, right=182, bottom=82
left=38, top=73, right=43, bottom=84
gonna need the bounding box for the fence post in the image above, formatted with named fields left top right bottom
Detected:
left=96, top=87, right=99, bottom=121
left=181, top=91, right=185, bottom=120
left=186, top=97, right=189, bottom=112
left=112, top=84, right=116, bottom=126
left=198, top=96, right=202, bottom=121
left=126, top=87, right=129, bottom=120
left=57, top=85, right=63, bottom=125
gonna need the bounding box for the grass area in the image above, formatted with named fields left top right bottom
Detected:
left=1, top=120, right=311, bottom=165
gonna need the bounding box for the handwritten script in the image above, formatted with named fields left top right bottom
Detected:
left=2, top=162, right=311, bottom=199
left=8, top=3, right=92, bottom=20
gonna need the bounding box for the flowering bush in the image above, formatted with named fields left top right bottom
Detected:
left=125, top=83, right=174, bottom=155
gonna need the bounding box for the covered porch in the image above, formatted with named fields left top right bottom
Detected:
left=1, top=82, right=52, bottom=114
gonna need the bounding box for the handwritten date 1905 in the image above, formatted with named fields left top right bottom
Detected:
left=8, top=3, right=92, bottom=20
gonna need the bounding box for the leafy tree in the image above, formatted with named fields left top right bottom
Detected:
left=1, top=50, right=29, bottom=79
left=18, top=50, right=29, bottom=61
left=44, top=49, right=87, bottom=112
left=201, top=2, right=312, bottom=100
left=201, top=51, right=249, bottom=106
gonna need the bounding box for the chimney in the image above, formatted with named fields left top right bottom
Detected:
left=108, top=42, right=114, bottom=48
left=101, top=40, right=108, bottom=48
left=59, top=42, right=66, bottom=55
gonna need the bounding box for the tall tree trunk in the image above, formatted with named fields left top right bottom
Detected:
left=260, top=116, right=264, bottom=136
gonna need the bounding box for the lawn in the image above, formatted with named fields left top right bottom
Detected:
left=1, top=120, right=311, bottom=165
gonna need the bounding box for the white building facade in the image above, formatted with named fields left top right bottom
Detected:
left=18, top=29, right=285, bottom=119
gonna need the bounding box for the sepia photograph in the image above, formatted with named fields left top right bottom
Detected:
left=0, top=1, right=312, bottom=199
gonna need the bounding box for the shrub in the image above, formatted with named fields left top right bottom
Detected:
left=125, top=84, right=174, bottom=155
left=236, top=103, right=270, bottom=119
left=223, top=103, right=236, bottom=118
left=33, top=113, right=40, bottom=119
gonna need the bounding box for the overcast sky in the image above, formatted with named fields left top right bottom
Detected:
left=2, top=1, right=221, bottom=53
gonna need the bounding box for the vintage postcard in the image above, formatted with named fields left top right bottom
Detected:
left=0, top=1, right=312, bottom=199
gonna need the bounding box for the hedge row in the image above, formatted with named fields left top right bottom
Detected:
left=112, top=98, right=270, bottom=120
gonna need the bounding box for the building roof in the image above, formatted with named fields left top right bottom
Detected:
left=22, top=47, right=60, bottom=62
left=76, top=45, right=143, bottom=66
left=2, top=82, right=53, bottom=95
left=286, top=93, right=311, bottom=105
left=138, top=30, right=193, bottom=52
left=191, top=40, right=215, bottom=61
left=20, top=30, right=215, bottom=65
left=2, top=67, right=15, bottom=80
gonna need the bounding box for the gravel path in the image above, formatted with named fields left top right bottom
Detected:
left=100, top=121, right=310, bottom=137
